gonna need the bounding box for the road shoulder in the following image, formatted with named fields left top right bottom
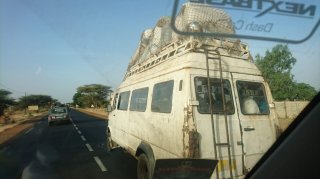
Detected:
left=0, top=114, right=47, bottom=145
left=72, top=108, right=108, bottom=120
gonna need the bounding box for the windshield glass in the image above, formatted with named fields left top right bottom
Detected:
left=0, top=0, right=319, bottom=179
left=171, top=0, right=320, bottom=43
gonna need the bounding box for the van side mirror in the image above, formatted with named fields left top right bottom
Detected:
left=106, top=104, right=112, bottom=112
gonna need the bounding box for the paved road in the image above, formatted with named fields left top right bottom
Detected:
left=0, top=109, right=137, bottom=179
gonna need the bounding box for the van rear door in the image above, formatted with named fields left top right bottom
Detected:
left=231, top=73, right=277, bottom=172
left=191, top=75, right=243, bottom=178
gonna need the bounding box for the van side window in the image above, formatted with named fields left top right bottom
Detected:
left=117, top=91, right=130, bottom=110
left=195, top=77, right=235, bottom=114
left=151, top=80, right=174, bottom=113
left=236, top=81, right=269, bottom=115
left=112, top=93, right=118, bottom=109
left=130, top=87, right=148, bottom=112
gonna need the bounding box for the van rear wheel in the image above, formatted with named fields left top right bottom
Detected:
left=106, top=130, right=117, bottom=151
left=137, top=153, right=152, bottom=179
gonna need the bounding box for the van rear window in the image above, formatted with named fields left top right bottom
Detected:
left=51, top=108, right=67, bottom=114
left=236, top=81, right=269, bottom=115
left=151, top=80, right=174, bottom=113
left=195, top=77, right=234, bottom=114
left=130, top=87, right=148, bottom=112
left=117, top=91, right=130, bottom=110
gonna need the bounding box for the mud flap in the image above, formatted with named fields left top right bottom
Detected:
left=153, top=158, right=218, bottom=179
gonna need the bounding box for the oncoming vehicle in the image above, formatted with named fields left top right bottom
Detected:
left=48, top=106, right=71, bottom=126
left=107, top=2, right=279, bottom=179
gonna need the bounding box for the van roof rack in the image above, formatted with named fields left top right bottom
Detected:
left=124, top=38, right=252, bottom=80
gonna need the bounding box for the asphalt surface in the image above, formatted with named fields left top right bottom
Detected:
left=0, top=109, right=137, bottom=179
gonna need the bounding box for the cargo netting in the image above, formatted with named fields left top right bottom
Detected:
left=127, top=2, right=235, bottom=70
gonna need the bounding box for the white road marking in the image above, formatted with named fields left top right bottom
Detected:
left=94, top=156, right=108, bottom=172
left=25, top=127, right=34, bottom=134
left=85, top=143, right=94, bottom=152
left=77, top=130, right=82, bottom=134
left=81, top=135, right=87, bottom=141
left=75, top=127, right=78, bottom=130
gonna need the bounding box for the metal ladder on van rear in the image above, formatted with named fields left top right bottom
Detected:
left=203, top=46, right=233, bottom=179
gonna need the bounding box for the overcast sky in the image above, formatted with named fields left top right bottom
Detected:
left=1, top=0, right=319, bottom=103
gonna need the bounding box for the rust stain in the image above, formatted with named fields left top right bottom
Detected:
left=182, top=105, right=200, bottom=158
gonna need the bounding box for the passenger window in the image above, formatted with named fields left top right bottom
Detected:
left=151, top=80, right=174, bottom=113
left=112, top=93, right=118, bottom=110
left=130, top=87, right=148, bottom=112
left=117, top=91, right=130, bottom=110
left=195, top=77, right=234, bottom=114
left=237, top=81, right=269, bottom=115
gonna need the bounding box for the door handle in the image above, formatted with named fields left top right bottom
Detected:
left=244, top=126, right=255, bottom=131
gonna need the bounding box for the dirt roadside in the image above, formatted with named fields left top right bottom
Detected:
left=0, top=113, right=47, bottom=145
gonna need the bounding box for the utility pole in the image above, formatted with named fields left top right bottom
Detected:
left=24, top=92, right=27, bottom=114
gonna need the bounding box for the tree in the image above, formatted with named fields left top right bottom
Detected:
left=18, top=95, right=54, bottom=109
left=73, top=84, right=112, bottom=108
left=0, top=89, right=15, bottom=116
left=73, top=92, right=84, bottom=107
left=255, top=44, right=317, bottom=101
left=293, top=83, right=317, bottom=101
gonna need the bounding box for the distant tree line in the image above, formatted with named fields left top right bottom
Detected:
left=0, top=89, right=59, bottom=116
left=72, top=84, right=112, bottom=108
left=18, top=95, right=58, bottom=109
left=255, top=44, right=317, bottom=101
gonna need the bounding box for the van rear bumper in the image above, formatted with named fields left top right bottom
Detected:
left=153, top=158, right=218, bottom=179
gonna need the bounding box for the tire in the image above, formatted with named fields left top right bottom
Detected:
left=106, top=130, right=117, bottom=152
left=137, top=153, right=152, bottom=179
left=106, top=135, right=112, bottom=152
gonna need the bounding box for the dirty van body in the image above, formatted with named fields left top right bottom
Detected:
left=107, top=38, right=278, bottom=179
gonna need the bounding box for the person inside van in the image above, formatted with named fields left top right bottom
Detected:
left=257, top=98, right=268, bottom=114
left=243, top=96, right=260, bottom=114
